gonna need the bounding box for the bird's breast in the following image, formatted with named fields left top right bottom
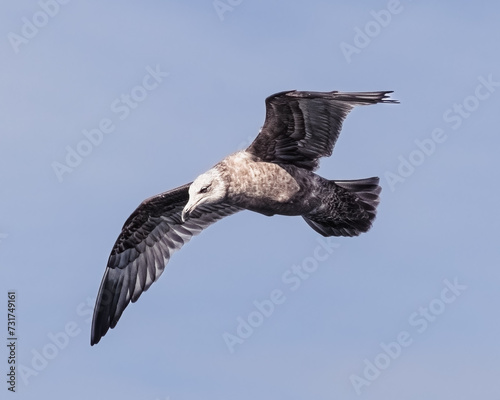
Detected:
left=223, top=156, right=301, bottom=213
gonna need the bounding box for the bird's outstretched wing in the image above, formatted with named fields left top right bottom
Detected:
left=91, top=183, right=241, bottom=345
left=246, top=90, right=398, bottom=170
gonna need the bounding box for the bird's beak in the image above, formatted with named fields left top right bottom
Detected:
left=181, top=200, right=197, bottom=222
left=181, top=205, right=191, bottom=222
left=182, top=194, right=207, bottom=222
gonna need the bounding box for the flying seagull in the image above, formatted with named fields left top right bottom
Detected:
left=91, top=89, right=398, bottom=345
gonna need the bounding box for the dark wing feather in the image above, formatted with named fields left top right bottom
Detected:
left=91, top=183, right=241, bottom=345
left=246, top=90, right=398, bottom=170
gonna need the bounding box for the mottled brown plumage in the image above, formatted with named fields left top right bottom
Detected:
left=91, top=90, right=397, bottom=345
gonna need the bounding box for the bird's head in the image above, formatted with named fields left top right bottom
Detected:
left=182, top=168, right=227, bottom=222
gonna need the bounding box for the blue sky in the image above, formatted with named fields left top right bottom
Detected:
left=1, top=1, right=499, bottom=399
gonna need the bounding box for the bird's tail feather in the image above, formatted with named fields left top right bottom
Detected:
left=302, top=177, right=381, bottom=237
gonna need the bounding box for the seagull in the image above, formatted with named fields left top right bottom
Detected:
left=91, top=90, right=398, bottom=345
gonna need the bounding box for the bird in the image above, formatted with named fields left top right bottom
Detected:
left=91, top=89, right=398, bottom=345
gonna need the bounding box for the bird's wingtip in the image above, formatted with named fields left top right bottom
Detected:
left=382, top=91, right=400, bottom=104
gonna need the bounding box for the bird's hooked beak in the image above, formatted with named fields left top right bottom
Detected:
left=181, top=204, right=192, bottom=222
left=181, top=199, right=198, bottom=222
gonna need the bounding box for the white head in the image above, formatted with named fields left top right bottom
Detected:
left=181, top=168, right=227, bottom=222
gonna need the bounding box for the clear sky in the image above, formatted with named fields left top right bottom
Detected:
left=1, top=1, right=499, bottom=399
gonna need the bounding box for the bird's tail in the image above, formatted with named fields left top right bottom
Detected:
left=302, top=177, right=381, bottom=237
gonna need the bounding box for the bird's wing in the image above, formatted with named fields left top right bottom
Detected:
left=91, top=182, right=241, bottom=345
left=246, top=90, right=398, bottom=170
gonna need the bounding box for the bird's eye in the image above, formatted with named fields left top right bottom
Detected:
left=199, top=186, right=209, bottom=194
